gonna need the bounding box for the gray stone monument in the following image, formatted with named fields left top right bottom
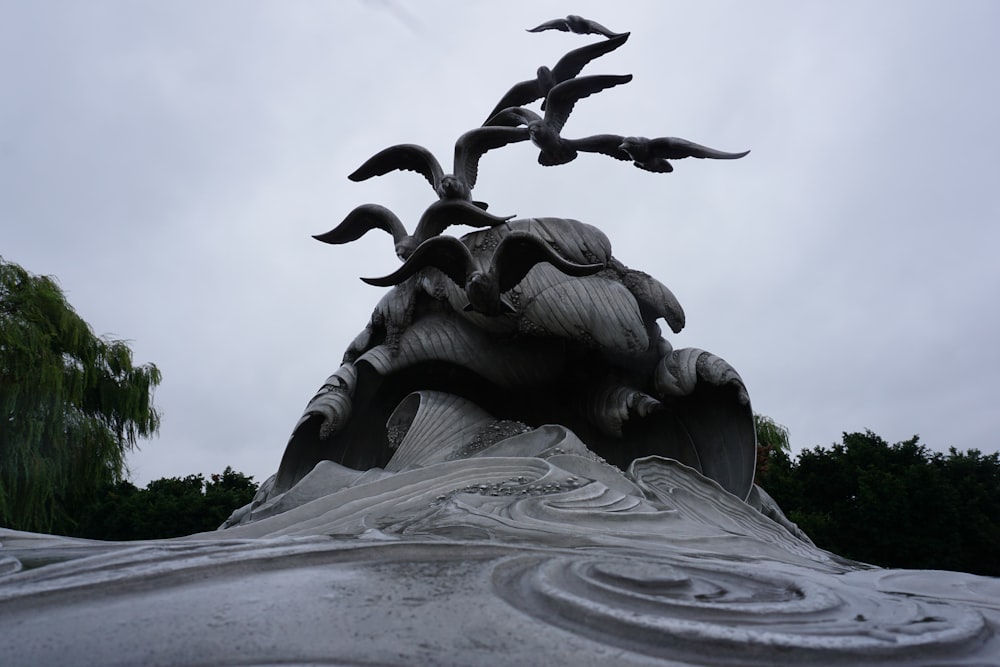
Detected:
left=2, top=15, right=998, bottom=666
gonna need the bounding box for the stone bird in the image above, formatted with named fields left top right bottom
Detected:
left=485, top=33, right=629, bottom=122
left=314, top=200, right=515, bottom=260
left=618, top=136, right=751, bottom=173
left=527, top=15, right=626, bottom=39
left=485, top=74, right=633, bottom=166
left=349, top=126, right=528, bottom=208
left=362, top=232, right=604, bottom=315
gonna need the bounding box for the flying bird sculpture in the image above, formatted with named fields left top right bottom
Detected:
left=349, top=126, right=528, bottom=209
left=362, top=232, right=604, bottom=316
left=617, top=136, right=751, bottom=173
left=485, top=74, right=633, bottom=166
left=314, top=200, right=515, bottom=260
left=484, top=33, right=629, bottom=122
left=527, top=15, right=626, bottom=39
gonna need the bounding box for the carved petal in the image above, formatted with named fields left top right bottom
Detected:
left=385, top=391, right=497, bottom=472
left=651, top=348, right=756, bottom=500
left=357, top=313, right=567, bottom=387
left=697, top=350, right=750, bottom=405
left=619, top=267, right=686, bottom=334
left=519, top=266, right=648, bottom=353
left=461, top=217, right=613, bottom=266
left=585, top=382, right=663, bottom=437
left=294, top=363, right=358, bottom=440
left=274, top=362, right=359, bottom=494
left=654, top=347, right=701, bottom=399
left=508, top=217, right=613, bottom=265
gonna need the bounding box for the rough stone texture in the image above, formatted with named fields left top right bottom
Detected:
left=4, top=215, right=998, bottom=664
left=2, top=448, right=1000, bottom=666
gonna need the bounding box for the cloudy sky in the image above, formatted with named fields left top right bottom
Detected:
left=3, top=1, right=998, bottom=487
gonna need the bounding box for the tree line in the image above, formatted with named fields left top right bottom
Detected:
left=756, top=428, right=1000, bottom=577
left=68, top=466, right=258, bottom=539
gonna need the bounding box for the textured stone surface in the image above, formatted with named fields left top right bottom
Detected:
left=3, top=449, right=1000, bottom=666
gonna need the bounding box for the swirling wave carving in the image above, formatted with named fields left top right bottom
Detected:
left=492, top=553, right=988, bottom=663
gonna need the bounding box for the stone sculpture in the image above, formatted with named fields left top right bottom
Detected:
left=484, top=73, right=634, bottom=166
left=347, top=128, right=524, bottom=210
left=485, top=32, right=629, bottom=121
left=527, top=14, right=628, bottom=39
left=619, top=135, right=751, bottom=172
left=315, top=200, right=513, bottom=260
left=2, top=15, right=998, bottom=667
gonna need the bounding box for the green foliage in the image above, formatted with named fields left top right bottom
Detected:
left=0, top=258, right=161, bottom=533
left=758, top=429, right=1000, bottom=576
left=754, top=413, right=790, bottom=480
left=69, top=467, right=258, bottom=540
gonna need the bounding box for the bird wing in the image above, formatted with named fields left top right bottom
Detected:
left=526, top=17, right=571, bottom=33
left=348, top=144, right=445, bottom=191
left=413, top=200, right=514, bottom=243
left=568, top=16, right=623, bottom=38
left=483, top=106, right=541, bottom=128
left=543, top=74, right=632, bottom=133
left=493, top=232, right=604, bottom=293
left=361, top=235, right=473, bottom=288
left=567, top=134, right=631, bottom=161
left=454, top=126, right=530, bottom=190
left=313, top=204, right=408, bottom=245
left=484, top=81, right=545, bottom=123
left=550, top=33, right=629, bottom=82
left=635, top=159, right=674, bottom=173
left=647, top=137, right=751, bottom=161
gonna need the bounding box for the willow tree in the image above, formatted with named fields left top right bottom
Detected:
left=0, top=258, right=161, bottom=533
left=754, top=413, right=791, bottom=480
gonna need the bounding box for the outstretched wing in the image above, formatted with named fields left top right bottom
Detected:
left=361, top=235, right=473, bottom=289
left=550, top=33, right=629, bottom=82
left=527, top=15, right=623, bottom=38
left=484, top=107, right=542, bottom=128
left=565, top=15, right=624, bottom=38
left=454, top=126, right=530, bottom=190
left=543, top=74, right=632, bottom=133
left=348, top=144, right=445, bottom=191
left=493, top=232, right=604, bottom=293
left=526, top=17, right=572, bottom=33
left=635, top=159, right=674, bottom=173
left=313, top=204, right=408, bottom=246
left=567, top=134, right=630, bottom=161
left=648, top=137, right=751, bottom=161
left=413, top=200, right=514, bottom=244
left=484, top=80, right=545, bottom=123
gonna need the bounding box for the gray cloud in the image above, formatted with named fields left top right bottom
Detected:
left=2, top=1, right=998, bottom=486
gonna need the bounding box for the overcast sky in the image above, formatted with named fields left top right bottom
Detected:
left=3, top=1, right=999, bottom=487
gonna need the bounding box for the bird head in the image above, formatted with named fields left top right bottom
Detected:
left=438, top=175, right=470, bottom=200
left=527, top=121, right=553, bottom=145
left=395, top=238, right=417, bottom=261
left=618, top=137, right=643, bottom=158
left=463, top=272, right=503, bottom=315
left=536, top=66, right=556, bottom=88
